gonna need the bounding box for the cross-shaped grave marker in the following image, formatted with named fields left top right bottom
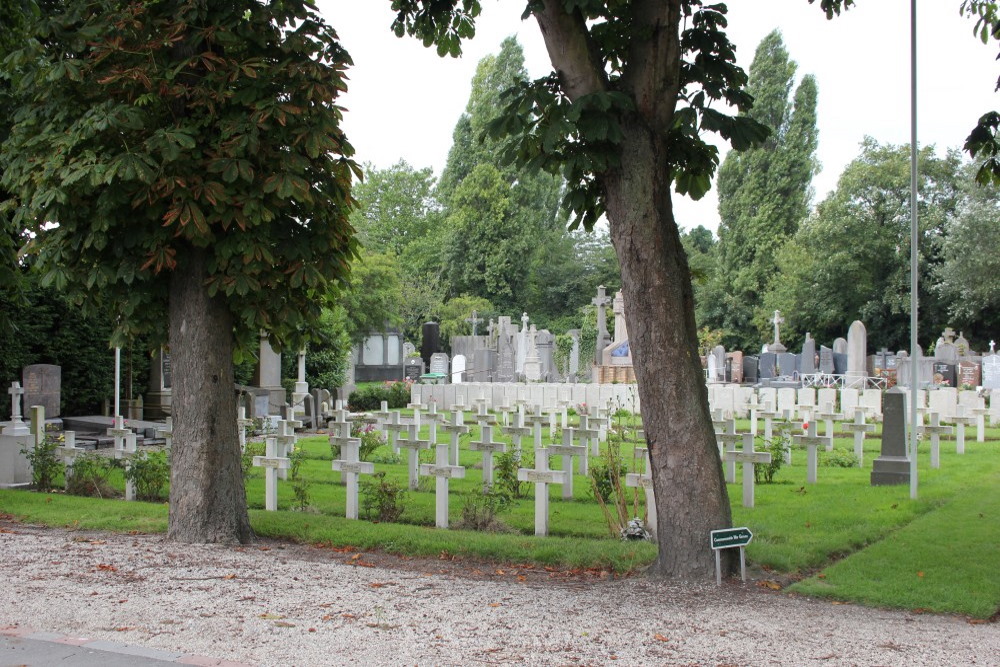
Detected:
left=724, top=434, right=772, bottom=508
left=473, top=402, right=496, bottom=429
left=423, top=401, right=446, bottom=446
left=524, top=406, right=549, bottom=450
left=330, top=421, right=375, bottom=520
left=469, top=425, right=506, bottom=488
left=840, top=408, right=875, bottom=466
left=918, top=411, right=953, bottom=469
left=236, top=407, right=251, bottom=451
left=500, top=409, right=532, bottom=454
left=714, top=419, right=742, bottom=484
left=951, top=406, right=975, bottom=455
left=419, top=443, right=466, bottom=528
left=109, top=414, right=130, bottom=452
left=114, top=430, right=139, bottom=501
left=465, top=309, right=482, bottom=337
left=814, top=402, right=843, bottom=444
left=517, top=448, right=567, bottom=536
left=373, top=400, right=393, bottom=427
left=275, top=419, right=296, bottom=481
left=793, top=420, right=832, bottom=484
left=382, top=411, right=409, bottom=455
left=546, top=427, right=586, bottom=500
left=4, top=381, right=28, bottom=435
left=253, top=436, right=290, bottom=511
left=759, top=402, right=780, bottom=444
left=396, top=423, right=431, bottom=490
left=440, top=410, right=469, bottom=466
left=406, top=401, right=425, bottom=433
left=744, top=394, right=762, bottom=435
left=576, top=413, right=601, bottom=458
left=625, top=449, right=656, bottom=538
left=971, top=405, right=989, bottom=443
left=55, top=431, right=83, bottom=490
left=588, top=405, right=610, bottom=442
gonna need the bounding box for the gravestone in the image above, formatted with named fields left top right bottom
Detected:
left=800, top=335, right=817, bottom=374
left=404, top=356, right=424, bottom=382
left=841, top=409, right=875, bottom=466
left=846, top=320, right=867, bottom=386
left=870, top=388, right=910, bottom=485
left=757, top=353, right=777, bottom=380
left=496, top=319, right=516, bottom=382
left=793, top=420, right=831, bottom=484
left=724, top=433, right=771, bottom=508
left=776, top=352, right=797, bottom=378
left=420, top=321, right=441, bottom=372
left=957, top=361, right=981, bottom=388
left=819, top=346, right=835, bottom=375
left=711, top=345, right=726, bottom=382
left=517, top=448, right=567, bottom=536
left=22, top=364, right=61, bottom=419
left=625, top=449, right=656, bottom=538
left=833, top=351, right=848, bottom=375
left=420, top=443, right=465, bottom=529
left=429, top=352, right=450, bottom=377
left=983, top=355, right=1000, bottom=389
left=253, top=436, right=290, bottom=511
left=451, top=354, right=467, bottom=384
left=742, top=356, right=759, bottom=384
left=833, top=337, right=847, bottom=355
left=932, top=361, right=956, bottom=387
left=330, top=422, right=375, bottom=520
left=473, top=348, right=496, bottom=382
left=918, top=412, right=952, bottom=469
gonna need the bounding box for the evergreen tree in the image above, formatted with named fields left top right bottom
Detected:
left=713, top=30, right=819, bottom=349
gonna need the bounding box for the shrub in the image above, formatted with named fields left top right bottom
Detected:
left=360, top=472, right=407, bottom=523
left=455, top=489, right=514, bottom=532
left=290, top=447, right=310, bottom=511
left=21, top=436, right=63, bottom=491
left=589, top=457, right=627, bottom=503
left=821, top=449, right=860, bottom=468
left=351, top=422, right=386, bottom=461
left=123, top=450, right=170, bottom=502
left=495, top=449, right=529, bottom=499
left=347, top=381, right=412, bottom=412
left=66, top=453, right=116, bottom=498
left=242, top=440, right=265, bottom=479
left=754, top=433, right=789, bottom=484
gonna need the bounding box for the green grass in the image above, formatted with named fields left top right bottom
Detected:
left=3, top=414, right=1000, bottom=617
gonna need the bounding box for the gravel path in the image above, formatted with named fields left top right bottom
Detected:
left=0, top=520, right=996, bottom=666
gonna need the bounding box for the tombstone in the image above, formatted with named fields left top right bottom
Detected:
left=814, top=402, right=843, bottom=445
left=955, top=331, right=971, bottom=357
left=523, top=325, right=542, bottom=381
left=934, top=327, right=959, bottom=362
left=957, top=361, right=981, bottom=389
left=420, top=444, right=466, bottom=529
left=591, top=286, right=612, bottom=366
left=845, top=321, right=868, bottom=386
left=833, top=351, right=848, bottom=375
left=253, top=436, right=290, bottom=511
left=547, top=428, right=586, bottom=500
left=711, top=345, right=726, bottom=382
left=776, top=353, right=797, bottom=378
left=793, top=420, right=831, bottom=484
left=841, top=409, right=875, bottom=466
left=536, top=330, right=557, bottom=381
left=918, top=412, right=952, bottom=469
left=706, top=355, right=719, bottom=383
left=757, top=353, right=778, bottom=380
left=468, top=425, right=506, bottom=488
left=724, top=433, right=771, bottom=508
left=20, top=365, right=60, bottom=423
left=818, top=346, right=835, bottom=375
left=742, top=356, right=759, bottom=384
left=114, top=430, right=139, bottom=501
left=981, top=354, right=1000, bottom=389
left=330, top=422, right=375, bottom=520
left=517, top=448, right=567, bottom=536
left=146, top=349, right=172, bottom=418
left=625, top=449, right=656, bottom=538
left=420, top=322, right=441, bottom=372
left=396, top=424, right=431, bottom=490
left=429, top=352, right=450, bottom=378
left=404, top=356, right=424, bottom=382
left=952, top=406, right=976, bottom=455
left=253, top=333, right=285, bottom=415
left=833, top=337, right=847, bottom=355
left=472, top=348, right=496, bottom=382
left=56, top=431, right=83, bottom=488
left=500, top=409, right=532, bottom=454
left=714, top=420, right=742, bottom=484
left=440, top=410, right=469, bottom=466
left=870, top=388, right=910, bottom=486
left=495, top=318, right=516, bottom=383
left=799, top=335, right=817, bottom=375
left=768, top=310, right=787, bottom=353
left=932, top=361, right=957, bottom=387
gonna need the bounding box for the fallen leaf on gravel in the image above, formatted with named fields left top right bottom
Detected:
left=516, top=576, right=526, bottom=582
left=968, top=619, right=988, bottom=625
left=321, top=615, right=334, bottom=621
left=95, top=564, right=117, bottom=572
left=350, top=554, right=362, bottom=561
left=341, top=613, right=356, bottom=619
left=653, top=633, right=669, bottom=642
left=114, top=627, right=133, bottom=632
left=223, top=574, right=237, bottom=580
left=495, top=569, right=505, bottom=575
left=274, top=621, right=295, bottom=628
left=369, top=582, right=387, bottom=588
left=759, top=580, right=782, bottom=591
left=489, top=603, right=501, bottom=608
left=308, top=628, right=316, bottom=632
left=259, top=613, right=284, bottom=620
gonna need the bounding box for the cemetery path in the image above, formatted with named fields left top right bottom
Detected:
left=0, top=518, right=996, bottom=666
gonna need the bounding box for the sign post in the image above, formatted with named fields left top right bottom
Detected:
left=710, top=527, right=754, bottom=586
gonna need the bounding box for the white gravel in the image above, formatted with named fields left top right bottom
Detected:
left=0, top=522, right=996, bottom=666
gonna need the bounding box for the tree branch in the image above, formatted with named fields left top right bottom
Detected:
left=620, top=0, right=682, bottom=134
left=532, top=2, right=608, bottom=100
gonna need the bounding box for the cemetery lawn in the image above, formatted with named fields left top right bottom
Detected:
left=1, top=418, right=999, bottom=617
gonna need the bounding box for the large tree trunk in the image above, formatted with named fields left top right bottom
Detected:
left=604, top=123, right=734, bottom=579
left=167, top=247, right=254, bottom=544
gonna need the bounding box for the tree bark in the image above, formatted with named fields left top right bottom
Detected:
left=167, top=246, right=254, bottom=544
left=604, top=123, right=734, bottom=579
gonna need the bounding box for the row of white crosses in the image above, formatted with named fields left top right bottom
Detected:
left=713, top=417, right=772, bottom=508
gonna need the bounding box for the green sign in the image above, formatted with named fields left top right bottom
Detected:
left=710, top=527, right=753, bottom=550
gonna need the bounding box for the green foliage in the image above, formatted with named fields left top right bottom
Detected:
left=712, top=31, right=819, bottom=350
left=1, top=0, right=359, bottom=353
left=347, top=381, right=411, bottom=411
left=350, top=161, right=443, bottom=256
left=553, top=334, right=574, bottom=377
left=753, top=434, right=788, bottom=484
left=242, top=440, right=265, bottom=481
left=820, top=449, right=860, bottom=468
left=348, top=421, right=386, bottom=462
left=494, top=448, right=528, bottom=499
left=289, top=447, right=310, bottom=512
left=66, top=452, right=116, bottom=498
left=123, top=450, right=170, bottom=502
left=360, top=471, right=407, bottom=523
left=437, top=294, right=495, bottom=344
left=589, top=457, right=627, bottom=504
left=21, top=436, right=63, bottom=491
left=456, top=488, right=514, bottom=532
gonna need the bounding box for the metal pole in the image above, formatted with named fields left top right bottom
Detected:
left=114, top=346, right=121, bottom=419
left=909, top=0, right=919, bottom=500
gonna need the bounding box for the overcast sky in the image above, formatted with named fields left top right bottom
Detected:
left=318, top=1, right=998, bottom=234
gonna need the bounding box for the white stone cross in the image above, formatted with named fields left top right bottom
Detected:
left=745, top=394, right=762, bottom=435
left=406, top=402, right=425, bottom=433
left=918, top=411, right=953, bottom=469
left=253, top=436, right=290, bottom=511
left=524, top=406, right=549, bottom=450
left=236, top=407, right=251, bottom=451
left=420, top=443, right=466, bottom=528
left=517, top=448, right=567, bottom=536
left=714, top=419, right=742, bottom=484
left=724, top=434, right=772, bottom=508
left=793, top=420, right=831, bottom=484
left=814, top=402, right=843, bottom=444
left=971, top=405, right=989, bottom=443
left=157, top=417, right=173, bottom=451
left=383, top=411, right=409, bottom=455
left=7, top=382, right=25, bottom=429
left=328, top=406, right=352, bottom=430
left=331, top=424, right=375, bottom=520
left=840, top=408, right=874, bottom=466
left=114, top=431, right=139, bottom=501
left=625, top=449, right=656, bottom=538
left=951, top=406, right=975, bottom=455
left=396, top=423, right=431, bottom=490
left=500, top=409, right=532, bottom=454
left=109, top=414, right=130, bottom=453
left=771, top=310, right=784, bottom=345
left=275, top=419, right=296, bottom=480
left=469, top=425, right=506, bottom=488
left=56, top=431, right=83, bottom=489
left=546, top=428, right=586, bottom=500
left=758, top=401, right=780, bottom=443
left=576, top=413, right=601, bottom=458
left=423, top=401, right=446, bottom=446
left=473, top=402, right=496, bottom=428
left=373, top=400, right=392, bottom=427
left=587, top=405, right=610, bottom=443
left=772, top=417, right=795, bottom=464
left=440, top=410, right=470, bottom=466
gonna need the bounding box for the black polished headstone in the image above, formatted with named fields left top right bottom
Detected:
left=819, top=346, right=834, bottom=374
left=742, top=356, right=759, bottom=383
left=420, top=322, right=440, bottom=371
left=758, top=353, right=777, bottom=380
left=833, top=352, right=848, bottom=375
left=932, top=362, right=956, bottom=387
